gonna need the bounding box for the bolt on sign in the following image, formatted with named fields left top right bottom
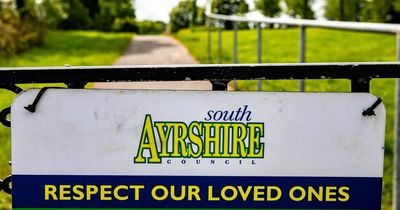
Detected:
left=11, top=89, right=385, bottom=209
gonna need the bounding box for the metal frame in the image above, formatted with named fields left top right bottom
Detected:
left=206, top=13, right=400, bottom=92
left=205, top=12, right=400, bottom=210
left=0, top=62, right=399, bottom=195
left=0, top=63, right=398, bottom=91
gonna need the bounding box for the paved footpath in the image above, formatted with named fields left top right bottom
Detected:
left=94, top=35, right=211, bottom=90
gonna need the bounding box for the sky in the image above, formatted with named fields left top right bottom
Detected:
left=134, top=0, right=325, bottom=23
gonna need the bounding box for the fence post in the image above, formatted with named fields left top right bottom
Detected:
left=395, top=32, right=400, bottom=210
left=257, top=23, right=263, bottom=91
left=208, top=19, right=212, bottom=64
left=218, top=21, right=222, bottom=64
left=233, top=22, right=238, bottom=90
left=299, top=25, right=306, bottom=92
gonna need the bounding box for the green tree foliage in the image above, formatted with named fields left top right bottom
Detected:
left=39, top=0, right=67, bottom=28
left=284, top=0, right=314, bottom=19
left=38, top=0, right=135, bottom=31
left=211, top=0, right=249, bottom=29
left=325, top=0, right=365, bottom=21
left=361, top=0, right=400, bottom=23
left=0, top=2, right=46, bottom=56
left=80, top=0, right=100, bottom=19
left=170, top=1, right=194, bottom=33
left=94, top=0, right=136, bottom=31
left=196, top=7, right=206, bottom=25
left=169, top=0, right=205, bottom=33
left=211, top=0, right=249, bottom=15
left=59, top=0, right=91, bottom=30
left=255, top=0, right=281, bottom=17
left=136, top=21, right=166, bottom=34
left=325, top=0, right=400, bottom=23
left=191, top=0, right=197, bottom=26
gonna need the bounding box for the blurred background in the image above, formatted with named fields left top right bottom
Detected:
left=0, top=0, right=399, bottom=209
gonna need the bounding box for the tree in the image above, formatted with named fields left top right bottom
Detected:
left=15, top=0, right=36, bottom=17
left=361, top=0, right=400, bottom=23
left=255, top=0, right=281, bottom=17
left=211, top=0, right=249, bottom=29
left=15, top=0, right=24, bottom=10
left=196, top=6, right=206, bottom=25
left=325, top=0, right=365, bottom=21
left=80, top=0, right=100, bottom=20
left=59, top=0, right=91, bottom=29
left=169, top=0, right=194, bottom=33
left=284, top=0, right=314, bottom=19
left=94, top=0, right=136, bottom=31
left=211, top=0, right=248, bottom=15
left=39, top=0, right=67, bottom=28
left=191, top=0, right=197, bottom=26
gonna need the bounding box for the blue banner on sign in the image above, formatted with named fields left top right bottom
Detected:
left=12, top=175, right=381, bottom=209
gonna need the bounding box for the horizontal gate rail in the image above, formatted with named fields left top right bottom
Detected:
left=0, top=63, right=400, bottom=92
left=206, top=13, right=400, bottom=33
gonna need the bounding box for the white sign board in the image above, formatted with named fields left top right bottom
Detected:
left=11, top=89, right=385, bottom=210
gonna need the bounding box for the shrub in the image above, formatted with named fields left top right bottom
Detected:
left=137, top=21, right=166, bottom=34
left=112, top=17, right=138, bottom=32
left=0, top=5, right=46, bottom=56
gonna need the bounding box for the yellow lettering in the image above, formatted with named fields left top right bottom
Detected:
left=231, top=123, right=247, bottom=157
left=237, top=186, right=252, bottom=201
left=208, top=186, right=220, bottom=201
left=188, top=122, right=203, bottom=158
left=44, top=185, right=58, bottom=200
left=203, top=123, right=222, bottom=157
left=325, top=186, right=337, bottom=201
left=130, top=185, right=144, bottom=200
left=171, top=123, right=188, bottom=157
left=221, top=123, right=231, bottom=157
left=152, top=185, right=168, bottom=201
left=338, top=186, right=350, bottom=202
left=170, top=185, right=186, bottom=201
left=86, top=185, right=99, bottom=200
left=247, top=123, right=265, bottom=158
left=289, top=186, right=306, bottom=201
left=114, top=185, right=129, bottom=201
left=72, top=185, right=85, bottom=200
left=308, top=186, right=323, bottom=201
left=188, top=185, right=201, bottom=201
left=221, top=186, right=238, bottom=201
left=134, top=115, right=160, bottom=163
left=59, top=185, right=71, bottom=200
left=100, top=185, right=112, bottom=201
left=253, top=186, right=265, bottom=201
left=267, top=186, right=281, bottom=201
left=154, top=123, right=173, bottom=157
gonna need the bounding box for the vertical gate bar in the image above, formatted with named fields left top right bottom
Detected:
left=394, top=32, right=400, bottom=210
left=350, top=78, right=370, bottom=93
left=233, top=22, right=238, bottom=64
left=218, top=21, right=222, bottom=64
left=211, top=81, right=229, bottom=91
left=257, top=22, right=262, bottom=91
left=207, top=19, right=212, bottom=64
left=299, top=25, right=306, bottom=92
left=233, top=21, right=238, bottom=90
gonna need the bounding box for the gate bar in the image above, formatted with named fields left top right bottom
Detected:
left=1, top=63, right=400, bottom=91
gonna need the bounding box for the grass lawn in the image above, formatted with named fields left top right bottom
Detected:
left=174, top=27, right=397, bottom=210
left=0, top=30, right=132, bottom=209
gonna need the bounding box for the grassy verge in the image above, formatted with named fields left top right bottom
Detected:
left=0, top=30, right=133, bottom=210
left=174, top=27, right=396, bottom=210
